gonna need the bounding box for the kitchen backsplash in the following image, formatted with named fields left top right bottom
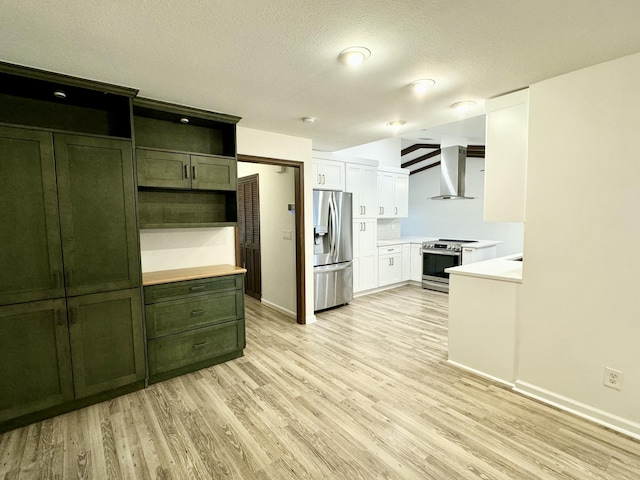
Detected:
left=377, top=218, right=402, bottom=240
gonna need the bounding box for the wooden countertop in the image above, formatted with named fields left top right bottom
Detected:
left=142, top=264, right=247, bottom=286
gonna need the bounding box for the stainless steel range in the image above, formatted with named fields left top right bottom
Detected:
left=422, top=239, right=476, bottom=292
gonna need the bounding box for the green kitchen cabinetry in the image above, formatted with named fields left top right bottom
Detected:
left=0, top=299, right=73, bottom=422
left=0, top=126, right=65, bottom=306
left=137, top=149, right=237, bottom=191
left=133, top=97, right=241, bottom=228
left=67, top=288, right=145, bottom=398
left=0, top=63, right=145, bottom=432
left=54, top=134, right=140, bottom=296
left=144, top=272, right=245, bottom=384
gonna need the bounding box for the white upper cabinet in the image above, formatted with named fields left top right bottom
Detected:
left=346, top=163, right=378, bottom=219
left=377, top=168, right=409, bottom=218
left=312, top=156, right=345, bottom=190
left=484, top=89, right=529, bottom=222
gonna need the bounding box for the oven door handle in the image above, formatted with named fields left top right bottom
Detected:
left=422, top=250, right=461, bottom=257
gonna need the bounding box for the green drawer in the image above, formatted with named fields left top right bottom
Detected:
left=145, top=289, right=243, bottom=339
left=144, top=274, right=242, bottom=304
left=147, top=320, right=245, bottom=375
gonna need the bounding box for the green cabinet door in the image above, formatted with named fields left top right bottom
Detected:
left=191, top=155, right=237, bottom=191
left=136, top=149, right=191, bottom=189
left=67, top=288, right=145, bottom=399
left=54, top=134, right=140, bottom=296
left=0, top=126, right=65, bottom=306
left=0, top=299, right=73, bottom=422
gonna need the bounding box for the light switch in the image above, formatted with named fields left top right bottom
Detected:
left=282, top=230, right=292, bottom=240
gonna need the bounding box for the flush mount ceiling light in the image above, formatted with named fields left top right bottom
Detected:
left=451, top=101, right=476, bottom=111
left=179, top=117, right=189, bottom=124
left=339, top=46, right=371, bottom=66
left=53, top=90, right=67, bottom=99
left=301, top=116, right=315, bottom=124
left=387, top=120, right=406, bottom=128
left=411, top=79, right=436, bottom=94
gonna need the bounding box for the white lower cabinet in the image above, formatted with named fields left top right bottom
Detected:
left=462, top=245, right=498, bottom=265
left=353, top=220, right=377, bottom=292
left=401, top=244, right=411, bottom=281
left=410, top=243, right=423, bottom=282
left=378, top=245, right=402, bottom=287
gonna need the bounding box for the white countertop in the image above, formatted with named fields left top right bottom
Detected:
left=377, top=237, right=502, bottom=248
left=446, top=254, right=523, bottom=283
left=377, top=236, right=437, bottom=246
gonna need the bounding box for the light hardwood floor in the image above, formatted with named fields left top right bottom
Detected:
left=1, top=285, right=639, bottom=479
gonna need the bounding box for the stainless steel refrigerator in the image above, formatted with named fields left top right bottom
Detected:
left=313, top=190, right=353, bottom=311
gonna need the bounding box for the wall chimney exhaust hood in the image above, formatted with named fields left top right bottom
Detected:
left=430, top=145, right=475, bottom=200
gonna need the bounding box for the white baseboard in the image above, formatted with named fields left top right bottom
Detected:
left=447, top=359, right=515, bottom=389
left=354, top=281, right=412, bottom=297
left=514, top=381, right=640, bottom=441
left=261, top=299, right=296, bottom=319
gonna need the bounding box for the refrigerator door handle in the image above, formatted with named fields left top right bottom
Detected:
left=313, top=261, right=352, bottom=273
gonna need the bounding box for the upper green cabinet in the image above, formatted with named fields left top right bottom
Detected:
left=132, top=97, right=240, bottom=228
left=137, top=149, right=237, bottom=191
left=0, top=126, right=65, bottom=306
left=54, top=134, right=140, bottom=296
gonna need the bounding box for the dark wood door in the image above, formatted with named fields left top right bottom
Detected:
left=54, top=134, right=141, bottom=296
left=0, top=299, right=73, bottom=422
left=238, top=175, right=261, bottom=300
left=191, top=155, right=237, bottom=191
left=0, top=126, right=65, bottom=306
left=67, top=288, right=145, bottom=399
left=136, top=148, right=191, bottom=189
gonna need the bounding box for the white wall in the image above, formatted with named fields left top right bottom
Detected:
left=140, top=227, right=236, bottom=272
left=337, top=137, right=402, bottom=168
left=517, top=52, right=640, bottom=437
left=400, top=157, right=524, bottom=256
left=236, top=127, right=315, bottom=323
left=237, top=162, right=296, bottom=316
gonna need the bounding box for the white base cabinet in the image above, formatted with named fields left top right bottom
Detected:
left=462, top=245, right=498, bottom=265
left=410, top=243, right=423, bottom=282
left=378, top=245, right=402, bottom=287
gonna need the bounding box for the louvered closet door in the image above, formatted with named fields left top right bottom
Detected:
left=238, top=175, right=261, bottom=300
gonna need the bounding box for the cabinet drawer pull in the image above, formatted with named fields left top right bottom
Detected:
left=190, top=310, right=206, bottom=316
left=190, top=285, right=206, bottom=291
left=184, top=164, right=189, bottom=179
left=193, top=342, right=208, bottom=350
left=68, top=307, right=78, bottom=325
left=395, top=207, right=398, bottom=215
left=192, top=165, right=197, bottom=179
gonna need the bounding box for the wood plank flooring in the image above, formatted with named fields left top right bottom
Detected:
left=1, top=285, right=639, bottom=479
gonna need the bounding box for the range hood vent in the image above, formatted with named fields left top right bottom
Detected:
left=430, top=145, right=475, bottom=200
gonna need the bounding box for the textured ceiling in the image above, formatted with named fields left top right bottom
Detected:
left=2, top=1, right=640, bottom=151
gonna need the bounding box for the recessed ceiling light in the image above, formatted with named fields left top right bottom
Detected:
left=451, top=101, right=476, bottom=111
left=301, top=117, right=315, bottom=124
left=339, top=46, right=371, bottom=66
left=411, top=79, right=436, bottom=94
left=387, top=120, right=406, bottom=128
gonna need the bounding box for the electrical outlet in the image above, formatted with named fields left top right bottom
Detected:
left=604, top=367, right=623, bottom=390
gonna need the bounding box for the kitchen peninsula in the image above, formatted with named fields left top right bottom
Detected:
left=446, top=254, right=523, bottom=386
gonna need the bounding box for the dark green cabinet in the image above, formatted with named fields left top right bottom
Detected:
left=0, top=126, right=65, bottom=306
left=133, top=98, right=240, bottom=229
left=144, top=274, right=245, bottom=383
left=0, top=299, right=74, bottom=422
left=55, top=134, right=140, bottom=296
left=67, top=288, right=145, bottom=398
left=136, top=149, right=190, bottom=189
left=137, top=149, right=236, bottom=191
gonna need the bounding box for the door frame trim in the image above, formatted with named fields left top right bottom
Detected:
left=237, top=154, right=306, bottom=325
